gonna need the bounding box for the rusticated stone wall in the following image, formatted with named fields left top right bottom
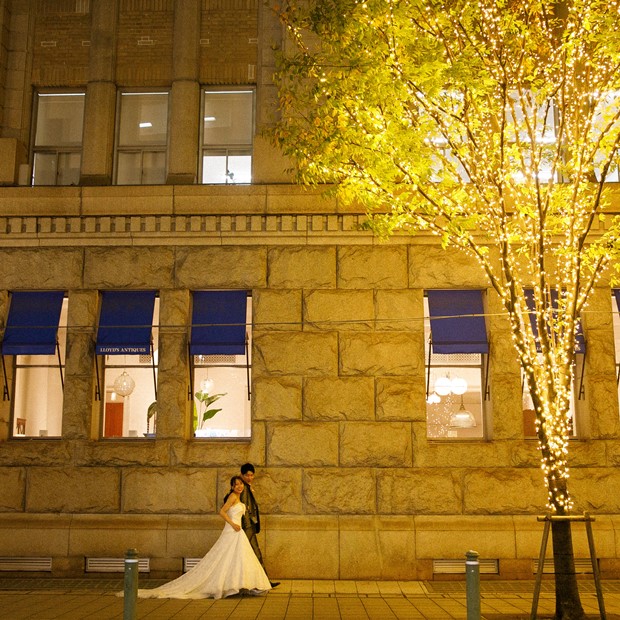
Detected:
left=1, top=203, right=620, bottom=579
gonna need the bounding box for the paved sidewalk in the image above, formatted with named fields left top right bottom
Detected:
left=0, top=578, right=619, bottom=619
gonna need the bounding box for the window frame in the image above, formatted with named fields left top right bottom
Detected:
left=423, top=291, right=490, bottom=440
left=31, top=90, right=85, bottom=187
left=200, top=88, right=255, bottom=185
left=114, top=90, right=170, bottom=186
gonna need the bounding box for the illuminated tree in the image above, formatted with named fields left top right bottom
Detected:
left=273, top=1, right=620, bottom=617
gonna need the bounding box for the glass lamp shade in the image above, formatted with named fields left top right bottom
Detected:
left=200, top=378, right=214, bottom=393
left=113, top=371, right=135, bottom=397
left=450, top=403, right=476, bottom=428
left=434, top=376, right=452, bottom=396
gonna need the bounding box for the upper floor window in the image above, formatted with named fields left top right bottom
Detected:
left=1, top=291, right=67, bottom=438
left=424, top=290, right=489, bottom=439
left=201, top=90, right=253, bottom=184
left=95, top=291, right=159, bottom=438
left=32, top=92, right=85, bottom=186
left=190, top=291, right=251, bottom=439
left=116, top=92, right=169, bottom=185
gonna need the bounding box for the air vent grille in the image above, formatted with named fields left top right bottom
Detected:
left=0, top=557, right=52, bottom=571
left=85, top=557, right=150, bottom=573
left=533, top=558, right=593, bottom=574
left=433, top=558, right=499, bottom=574
left=183, top=557, right=201, bottom=572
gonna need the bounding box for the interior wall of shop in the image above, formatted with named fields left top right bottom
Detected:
left=1, top=0, right=620, bottom=581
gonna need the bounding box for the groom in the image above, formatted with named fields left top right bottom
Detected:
left=240, top=462, right=279, bottom=588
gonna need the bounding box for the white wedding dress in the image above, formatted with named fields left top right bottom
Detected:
left=137, top=502, right=272, bottom=600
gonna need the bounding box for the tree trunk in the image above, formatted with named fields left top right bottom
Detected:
left=551, top=519, right=586, bottom=619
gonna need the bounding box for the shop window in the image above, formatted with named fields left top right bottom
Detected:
left=95, top=291, right=159, bottom=438
left=201, top=90, right=253, bottom=184
left=116, top=92, right=168, bottom=185
left=522, top=289, right=585, bottom=438
left=1, top=292, right=67, bottom=438
left=32, top=92, right=85, bottom=186
left=190, top=291, right=251, bottom=439
left=424, top=290, right=488, bottom=439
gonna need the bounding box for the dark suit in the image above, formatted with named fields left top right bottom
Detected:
left=240, top=483, right=264, bottom=568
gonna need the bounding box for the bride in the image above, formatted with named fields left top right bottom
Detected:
left=137, top=475, right=272, bottom=600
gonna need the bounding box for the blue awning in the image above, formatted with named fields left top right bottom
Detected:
left=427, top=290, right=488, bottom=354
left=190, top=291, right=248, bottom=356
left=524, top=289, right=586, bottom=354
left=1, top=291, right=65, bottom=355
left=96, top=290, right=156, bottom=355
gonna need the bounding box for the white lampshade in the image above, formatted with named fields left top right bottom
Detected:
left=113, top=371, right=135, bottom=397
left=434, top=376, right=452, bottom=396
left=426, top=392, right=441, bottom=405
left=451, top=376, right=468, bottom=395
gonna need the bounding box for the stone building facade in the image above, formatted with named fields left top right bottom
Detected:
left=1, top=0, right=620, bottom=581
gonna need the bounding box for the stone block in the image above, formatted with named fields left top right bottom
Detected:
left=84, top=247, right=176, bottom=288
left=27, top=467, right=120, bottom=513
left=410, top=246, right=487, bottom=288
left=303, top=377, right=374, bottom=421
left=0, top=438, right=74, bottom=467
left=0, top=248, right=83, bottom=289
left=0, top=138, right=26, bottom=185
left=82, top=184, right=174, bottom=216
left=413, top=436, right=515, bottom=468
left=262, top=515, right=339, bottom=578
left=267, top=246, right=336, bottom=288
left=265, top=185, right=337, bottom=214
left=377, top=469, right=461, bottom=514
left=376, top=378, right=426, bottom=421
left=339, top=516, right=416, bottom=579
left=253, top=377, right=302, bottom=420
left=0, top=187, right=81, bottom=216
left=217, top=467, right=302, bottom=515
left=375, top=289, right=423, bottom=331
left=122, top=469, right=217, bottom=514
left=338, top=246, right=408, bottom=289
left=267, top=423, right=338, bottom=466
left=340, top=422, right=412, bottom=467
left=340, top=332, right=423, bottom=376
left=303, top=468, right=375, bottom=514
left=303, top=290, right=374, bottom=331
left=73, top=441, right=170, bottom=467
left=165, top=515, right=224, bottom=557
left=571, top=469, right=620, bottom=513
left=489, top=374, right=523, bottom=440
left=0, top=467, right=25, bottom=511
left=170, top=425, right=266, bottom=467
left=587, top=378, right=620, bottom=438
left=415, top=515, right=517, bottom=559
left=69, top=514, right=170, bottom=557
left=463, top=468, right=546, bottom=514
left=253, top=289, right=302, bottom=332
left=0, top=514, right=71, bottom=555
left=175, top=246, right=267, bottom=288
left=253, top=332, right=338, bottom=377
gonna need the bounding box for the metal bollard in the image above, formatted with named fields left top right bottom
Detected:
left=123, top=548, right=139, bottom=620
left=465, top=550, right=481, bottom=620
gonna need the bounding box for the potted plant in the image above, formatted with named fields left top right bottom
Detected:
left=193, top=389, right=226, bottom=433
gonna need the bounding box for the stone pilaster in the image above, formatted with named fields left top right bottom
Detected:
left=80, top=0, right=119, bottom=186
left=156, top=289, right=190, bottom=439
left=62, top=290, right=98, bottom=439
left=583, top=287, right=620, bottom=438
left=167, top=0, right=201, bottom=185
